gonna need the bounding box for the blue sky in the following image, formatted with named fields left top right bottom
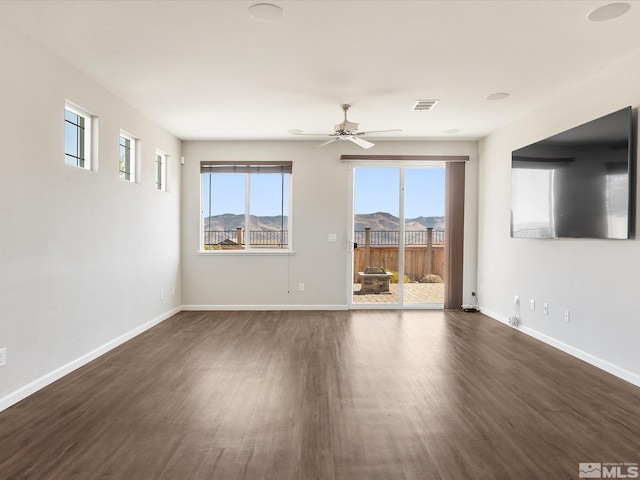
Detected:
left=355, top=167, right=445, bottom=218
left=203, top=173, right=290, bottom=217
left=203, top=167, right=445, bottom=219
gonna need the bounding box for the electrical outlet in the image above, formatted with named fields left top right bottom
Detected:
left=564, top=309, right=570, bottom=322
left=299, top=283, right=305, bottom=292
left=530, top=299, right=535, bottom=311
left=543, top=303, right=549, bottom=314
left=160, top=289, right=164, bottom=300
left=171, top=286, right=175, bottom=296
left=0, top=347, right=6, bottom=367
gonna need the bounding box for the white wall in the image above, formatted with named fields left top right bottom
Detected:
left=0, top=21, right=182, bottom=408
left=478, top=46, right=640, bottom=385
left=181, top=140, right=478, bottom=309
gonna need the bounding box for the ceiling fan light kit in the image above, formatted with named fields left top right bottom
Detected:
left=291, top=104, right=401, bottom=149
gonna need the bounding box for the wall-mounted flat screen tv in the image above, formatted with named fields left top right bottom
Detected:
left=511, top=106, right=635, bottom=239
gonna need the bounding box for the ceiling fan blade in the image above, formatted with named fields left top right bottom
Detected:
left=315, top=138, right=340, bottom=149
left=348, top=136, right=375, bottom=149
left=354, top=129, right=402, bottom=135
left=291, top=132, right=335, bottom=136
left=293, top=105, right=395, bottom=148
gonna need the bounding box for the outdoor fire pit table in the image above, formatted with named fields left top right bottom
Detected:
left=358, top=266, right=393, bottom=294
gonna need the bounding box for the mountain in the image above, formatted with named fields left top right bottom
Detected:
left=353, top=212, right=398, bottom=230
left=408, top=216, right=446, bottom=230
left=204, top=214, right=287, bottom=231
left=354, top=212, right=444, bottom=231
left=204, top=212, right=444, bottom=231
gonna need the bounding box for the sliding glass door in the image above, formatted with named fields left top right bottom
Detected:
left=403, top=168, right=446, bottom=305
left=351, top=164, right=446, bottom=308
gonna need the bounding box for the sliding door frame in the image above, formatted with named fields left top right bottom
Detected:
left=343, top=155, right=467, bottom=310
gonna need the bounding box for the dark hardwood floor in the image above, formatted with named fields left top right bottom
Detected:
left=1, top=310, right=639, bottom=479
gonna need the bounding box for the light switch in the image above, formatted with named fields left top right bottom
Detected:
left=328, top=233, right=337, bottom=242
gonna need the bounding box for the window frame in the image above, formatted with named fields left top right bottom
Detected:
left=199, top=161, right=293, bottom=254
left=119, top=130, right=137, bottom=183
left=64, top=102, right=93, bottom=170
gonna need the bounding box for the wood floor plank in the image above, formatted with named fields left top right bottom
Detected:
left=1, top=309, right=639, bottom=479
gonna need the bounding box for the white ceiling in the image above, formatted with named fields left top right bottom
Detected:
left=1, top=0, right=640, bottom=141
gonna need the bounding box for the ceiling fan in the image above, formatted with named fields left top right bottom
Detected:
left=290, top=104, right=401, bottom=149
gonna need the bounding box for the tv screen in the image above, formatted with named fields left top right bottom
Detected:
left=511, top=106, right=634, bottom=239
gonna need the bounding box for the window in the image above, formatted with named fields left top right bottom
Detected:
left=155, top=150, right=166, bottom=191
left=119, top=131, right=137, bottom=182
left=200, top=161, right=292, bottom=251
left=64, top=102, right=93, bottom=169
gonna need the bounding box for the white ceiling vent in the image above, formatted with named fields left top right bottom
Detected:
left=412, top=99, right=439, bottom=111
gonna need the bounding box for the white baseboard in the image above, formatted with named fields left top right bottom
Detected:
left=182, top=304, right=348, bottom=311
left=0, top=306, right=181, bottom=413
left=481, top=307, right=640, bottom=388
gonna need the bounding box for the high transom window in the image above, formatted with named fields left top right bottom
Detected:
left=119, top=131, right=137, bottom=182
left=155, top=150, right=167, bottom=191
left=64, top=102, right=93, bottom=169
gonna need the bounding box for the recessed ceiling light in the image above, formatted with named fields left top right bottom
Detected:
left=485, top=92, right=510, bottom=101
left=248, top=3, right=284, bottom=22
left=587, top=2, right=630, bottom=22
left=443, top=128, right=460, bottom=135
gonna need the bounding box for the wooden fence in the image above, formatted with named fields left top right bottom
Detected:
left=353, top=227, right=445, bottom=282
left=353, top=245, right=445, bottom=283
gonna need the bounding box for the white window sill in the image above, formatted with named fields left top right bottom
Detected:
left=198, top=250, right=295, bottom=256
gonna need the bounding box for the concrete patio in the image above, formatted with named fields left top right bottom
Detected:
left=352, top=282, right=444, bottom=304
